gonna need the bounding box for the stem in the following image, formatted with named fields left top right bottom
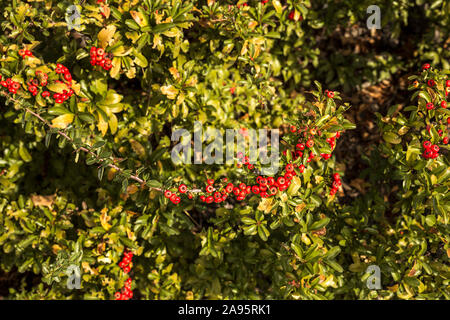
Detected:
left=1, top=92, right=204, bottom=194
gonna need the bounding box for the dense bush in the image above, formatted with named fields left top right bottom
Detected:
left=0, top=0, right=448, bottom=300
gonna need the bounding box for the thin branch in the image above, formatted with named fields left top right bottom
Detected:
left=1, top=92, right=203, bottom=194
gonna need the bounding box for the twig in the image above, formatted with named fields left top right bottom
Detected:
left=1, top=92, right=204, bottom=194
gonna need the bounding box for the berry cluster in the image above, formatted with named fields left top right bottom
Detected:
left=0, top=76, right=21, bottom=94
left=422, top=63, right=431, bottom=70
left=329, top=173, right=342, bottom=196
left=422, top=141, right=440, bottom=159
left=164, top=189, right=182, bottom=204
left=161, top=112, right=346, bottom=206
left=90, top=47, right=113, bottom=71
left=170, top=160, right=305, bottom=205
left=18, top=49, right=33, bottom=58
left=324, top=90, right=335, bottom=99
left=0, top=51, right=75, bottom=105
left=115, top=250, right=134, bottom=300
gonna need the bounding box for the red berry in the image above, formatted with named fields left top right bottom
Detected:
left=446, top=80, right=450, bottom=87
left=422, top=63, right=431, bottom=70
left=427, top=79, right=435, bottom=87
left=306, top=139, right=314, bottom=148
left=288, top=10, right=295, bottom=20
left=206, top=196, right=213, bottom=204
left=423, top=141, right=432, bottom=149
left=443, top=137, right=449, bottom=144
left=178, top=184, right=187, bottom=193
left=123, top=266, right=131, bottom=273
left=239, top=182, right=246, bottom=190
left=290, top=125, right=297, bottom=133
left=233, top=187, right=240, bottom=195
left=277, top=177, right=286, bottom=186
left=164, top=190, right=172, bottom=198
left=441, top=101, right=447, bottom=108
left=327, top=91, right=334, bottom=98
left=285, top=164, right=294, bottom=172
left=296, top=143, right=305, bottom=150
left=267, top=177, right=275, bottom=185
left=206, top=185, right=214, bottom=193
left=426, top=102, right=434, bottom=110
left=333, top=173, right=340, bottom=181
left=431, top=145, right=439, bottom=153
left=207, top=178, right=214, bottom=185
left=269, top=186, right=277, bottom=195
left=252, top=185, right=260, bottom=194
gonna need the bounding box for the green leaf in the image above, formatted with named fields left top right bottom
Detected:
left=241, top=217, right=256, bottom=225
left=325, top=260, right=343, bottom=273
left=98, top=167, right=104, bottom=181
left=383, top=132, right=401, bottom=144
left=146, top=180, right=162, bottom=188
left=45, top=132, right=52, bottom=148
left=48, top=106, right=72, bottom=116
left=119, top=237, right=137, bottom=249
left=78, top=113, right=96, bottom=123
left=309, top=217, right=330, bottom=231
left=257, top=225, right=270, bottom=241
left=325, top=246, right=341, bottom=260
left=418, top=90, right=431, bottom=103
left=19, top=143, right=32, bottom=162
left=152, top=23, right=176, bottom=34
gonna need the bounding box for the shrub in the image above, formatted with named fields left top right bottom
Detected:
left=0, top=0, right=448, bottom=300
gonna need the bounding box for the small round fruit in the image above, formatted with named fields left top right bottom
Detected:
left=178, top=184, right=187, bottom=193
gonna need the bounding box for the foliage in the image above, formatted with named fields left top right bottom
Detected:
left=0, top=0, right=448, bottom=300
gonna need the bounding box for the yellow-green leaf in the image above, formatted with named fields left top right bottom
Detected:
left=51, top=114, right=74, bottom=129
left=47, top=82, right=68, bottom=93
left=98, top=25, right=117, bottom=48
